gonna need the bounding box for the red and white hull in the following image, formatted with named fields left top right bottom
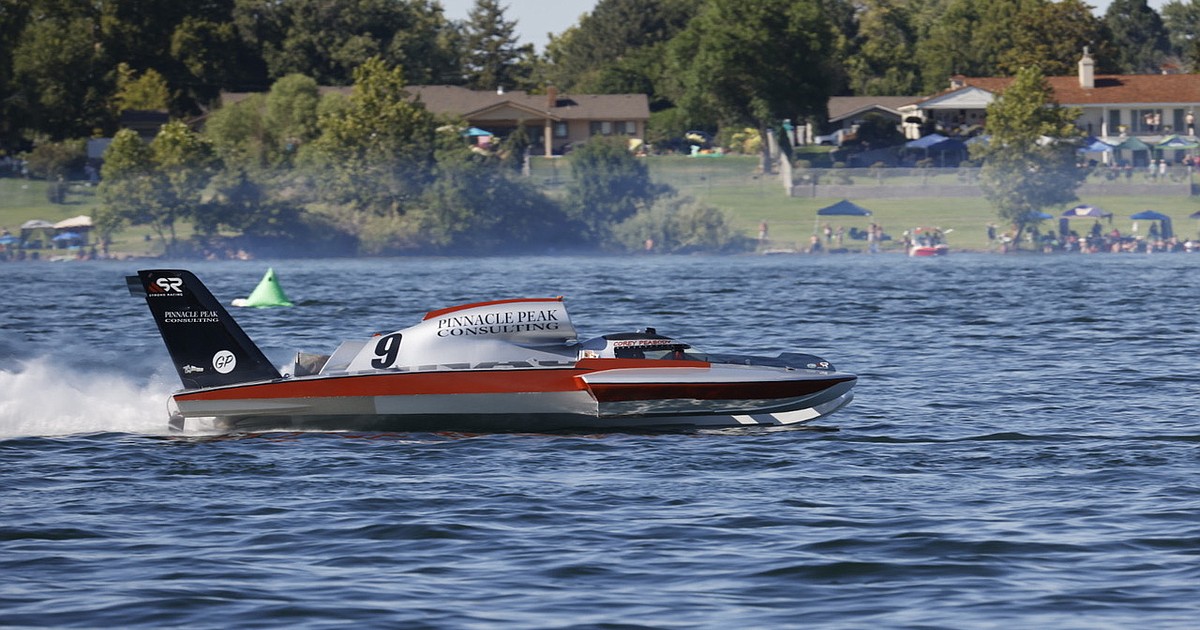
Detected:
left=909, top=244, right=949, bottom=257
left=171, top=360, right=856, bottom=432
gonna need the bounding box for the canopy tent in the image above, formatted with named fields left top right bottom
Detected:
left=19, top=219, right=55, bottom=247
left=905, top=133, right=967, bottom=166
left=1155, top=135, right=1199, bottom=149
left=1062, top=204, right=1112, bottom=218
left=905, top=133, right=964, bottom=151
left=813, top=200, right=873, bottom=242
left=53, top=215, right=93, bottom=230
left=1130, top=210, right=1173, bottom=239
left=817, top=199, right=873, bottom=216
left=1059, top=205, right=1112, bottom=239
left=1112, top=136, right=1151, bottom=151
left=1079, top=137, right=1115, bottom=153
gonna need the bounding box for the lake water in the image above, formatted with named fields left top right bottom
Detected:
left=3, top=254, right=1200, bottom=628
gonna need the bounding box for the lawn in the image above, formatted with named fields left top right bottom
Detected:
left=0, top=178, right=181, bottom=258
left=6, top=156, right=1200, bottom=258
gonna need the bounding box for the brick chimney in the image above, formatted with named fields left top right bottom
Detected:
left=547, top=85, right=558, bottom=108
left=1079, top=47, right=1094, bottom=89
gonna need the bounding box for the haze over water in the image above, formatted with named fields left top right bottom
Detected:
left=3, top=254, right=1199, bottom=627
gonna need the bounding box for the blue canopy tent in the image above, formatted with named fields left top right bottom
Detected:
left=817, top=199, right=873, bottom=216
left=1130, top=210, right=1173, bottom=239
left=814, top=200, right=873, bottom=241
left=1060, top=204, right=1112, bottom=240
left=1079, top=137, right=1115, bottom=154
left=905, top=133, right=968, bottom=166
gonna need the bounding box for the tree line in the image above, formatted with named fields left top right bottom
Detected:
left=5, top=0, right=1193, bottom=149
left=1, top=0, right=1193, bottom=254
left=90, top=60, right=743, bottom=256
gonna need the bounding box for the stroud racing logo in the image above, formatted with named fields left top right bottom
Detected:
left=147, top=276, right=185, bottom=297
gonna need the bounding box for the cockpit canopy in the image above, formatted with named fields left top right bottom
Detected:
left=577, top=329, right=702, bottom=361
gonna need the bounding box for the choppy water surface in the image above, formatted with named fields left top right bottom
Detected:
left=3, top=255, right=1200, bottom=628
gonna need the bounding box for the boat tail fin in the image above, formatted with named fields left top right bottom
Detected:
left=127, top=270, right=282, bottom=389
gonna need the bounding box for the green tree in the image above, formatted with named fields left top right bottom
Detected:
left=96, top=1, right=241, bottom=114
left=461, top=0, right=534, bottom=91
left=566, top=136, right=666, bottom=243
left=205, top=93, right=270, bottom=169
left=169, top=15, right=241, bottom=106
left=0, top=0, right=32, bottom=147
left=1003, top=0, right=1116, bottom=76
left=971, top=66, right=1085, bottom=248
left=915, top=0, right=982, bottom=92
left=97, top=130, right=171, bottom=248
left=1162, top=0, right=1200, bottom=72
left=233, top=0, right=459, bottom=85
left=544, top=0, right=695, bottom=104
left=305, top=57, right=438, bottom=229
left=265, top=73, right=322, bottom=162
left=667, top=0, right=835, bottom=173
left=845, top=0, right=921, bottom=96
left=409, top=129, right=573, bottom=253
left=113, top=63, right=171, bottom=112
left=1105, top=0, right=1170, bottom=73
left=23, top=138, right=86, bottom=180
left=97, top=123, right=219, bottom=252
left=12, top=12, right=108, bottom=139
left=612, top=194, right=745, bottom=253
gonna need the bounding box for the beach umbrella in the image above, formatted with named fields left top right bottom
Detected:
left=0, top=235, right=19, bottom=245
left=461, top=126, right=493, bottom=137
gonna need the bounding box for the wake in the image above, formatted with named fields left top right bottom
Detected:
left=0, top=358, right=176, bottom=438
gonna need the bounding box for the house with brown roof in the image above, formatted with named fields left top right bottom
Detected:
left=222, top=85, right=650, bottom=157
left=903, top=50, right=1200, bottom=142
left=824, top=96, right=915, bottom=141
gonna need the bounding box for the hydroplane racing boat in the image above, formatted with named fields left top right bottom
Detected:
left=128, top=270, right=856, bottom=433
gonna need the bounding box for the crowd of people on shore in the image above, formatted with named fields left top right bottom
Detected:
left=993, top=220, right=1200, bottom=254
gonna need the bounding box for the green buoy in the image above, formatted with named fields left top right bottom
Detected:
left=231, top=267, right=293, bottom=308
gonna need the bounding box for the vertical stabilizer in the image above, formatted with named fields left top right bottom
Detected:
left=127, top=270, right=282, bottom=389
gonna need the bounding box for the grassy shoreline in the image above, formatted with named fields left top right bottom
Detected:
left=4, top=157, right=1199, bottom=258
